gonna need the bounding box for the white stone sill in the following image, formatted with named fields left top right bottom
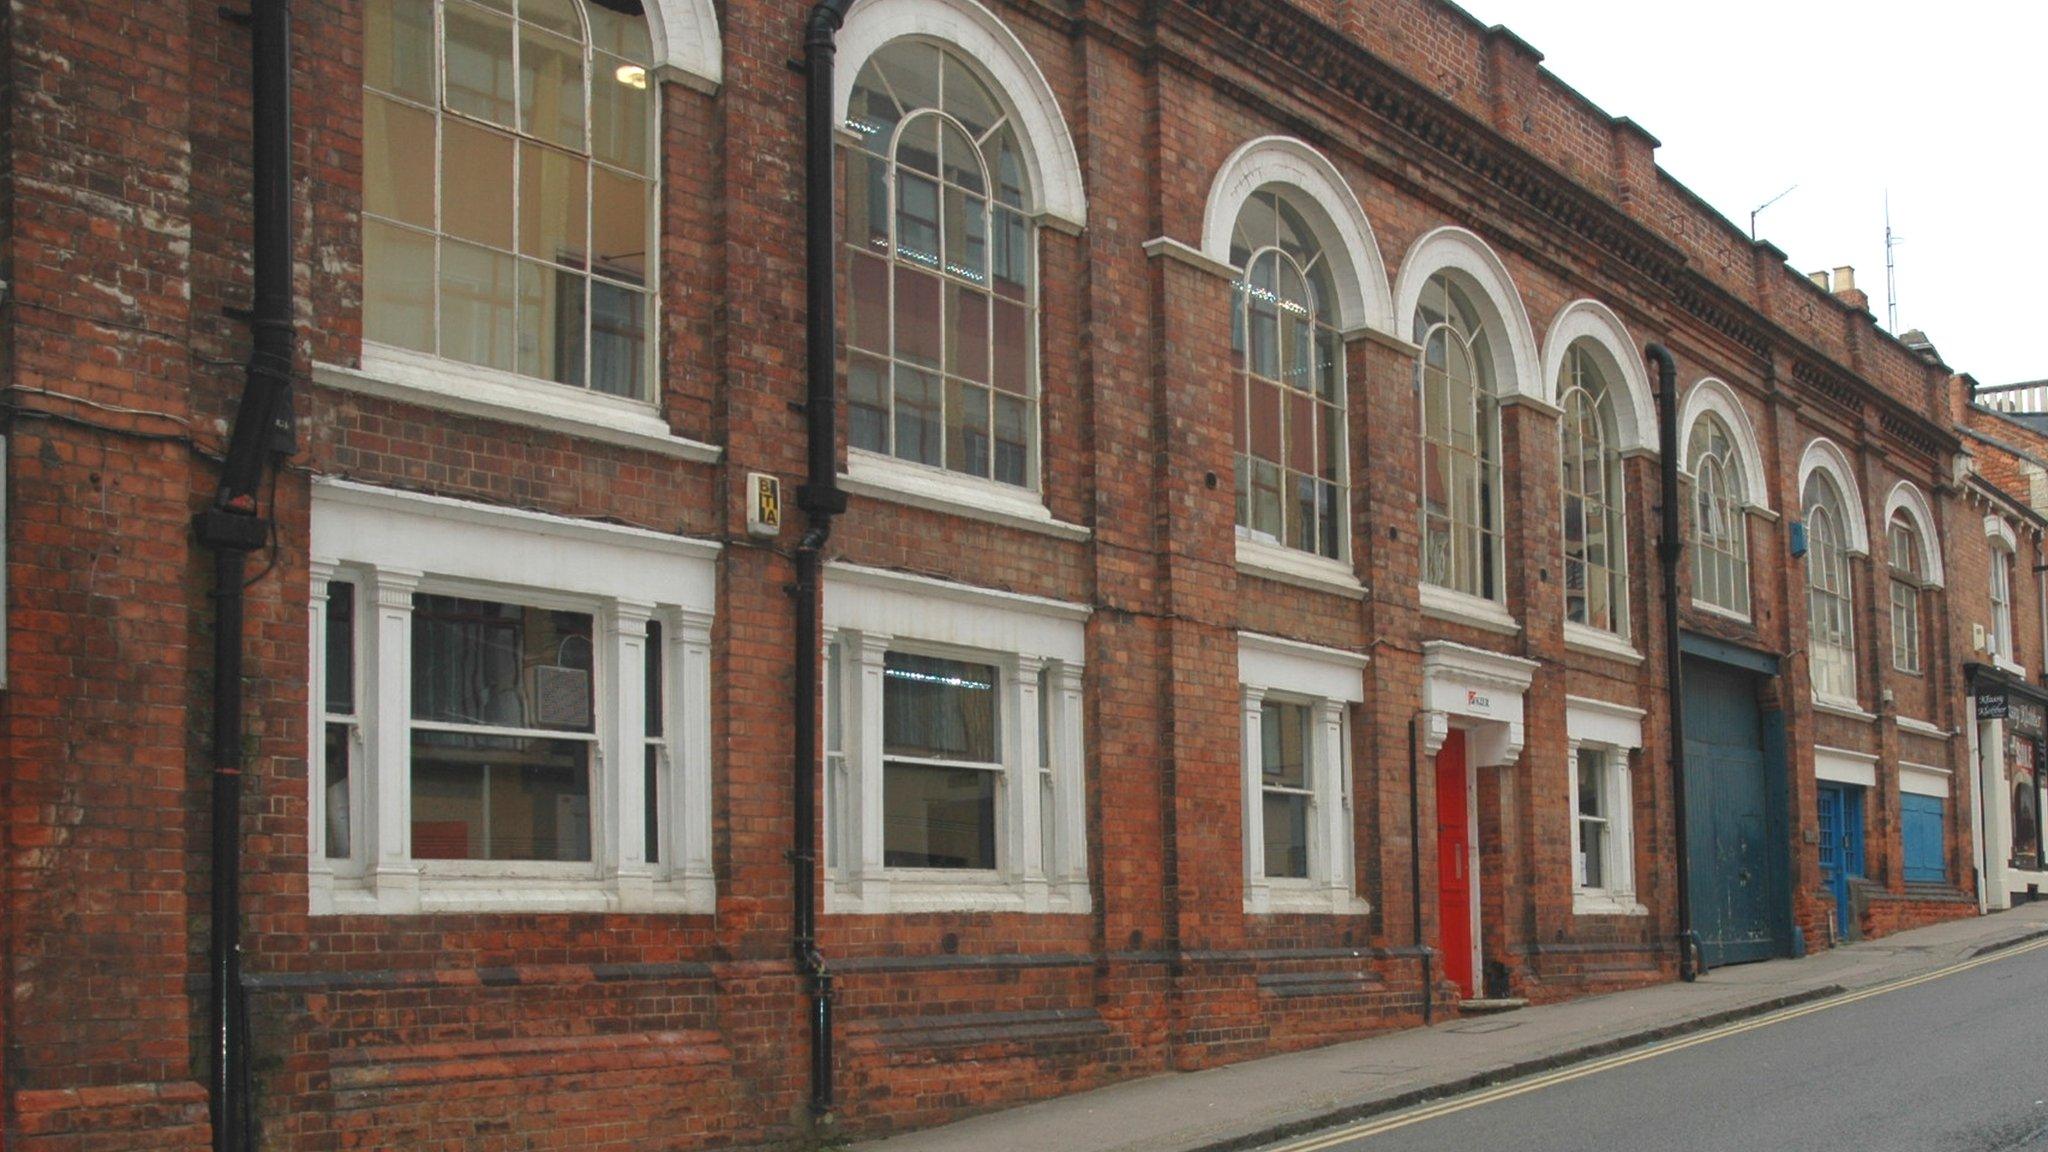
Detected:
left=309, top=869, right=716, bottom=917
left=318, top=346, right=722, bottom=463
left=1246, top=882, right=1373, bottom=917
left=1236, top=535, right=1367, bottom=600
left=841, top=450, right=1091, bottom=542
left=1563, top=622, right=1645, bottom=664
left=1896, top=716, right=1951, bottom=739
left=1573, top=891, right=1649, bottom=917
left=1420, top=583, right=1522, bottom=636
left=1813, top=696, right=1878, bottom=724
left=825, top=872, right=1092, bottom=916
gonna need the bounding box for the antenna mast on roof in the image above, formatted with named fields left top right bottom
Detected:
left=1749, top=184, right=1797, bottom=242
left=1884, top=192, right=1904, bottom=333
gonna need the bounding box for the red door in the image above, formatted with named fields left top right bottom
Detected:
left=1436, top=730, right=1475, bottom=998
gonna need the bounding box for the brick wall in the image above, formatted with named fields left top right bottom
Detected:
left=0, top=0, right=1994, bottom=1147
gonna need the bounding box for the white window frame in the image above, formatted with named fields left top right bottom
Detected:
left=307, top=479, right=717, bottom=915
left=1804, top=475, right=1860, bottom=710
left=1888, top=513, right=1924, bottom=675
left=823, top=563, right=1089, bottom=915
left=1238, top=632, right=1370, bottom=916
left=1558, top=342, right=1629, bottom=639
left=1566, top=696, right=1646, bottom=916
left=1989, top=520, right=2018, bottom=671
left=358, top=0, right=665, bottom=406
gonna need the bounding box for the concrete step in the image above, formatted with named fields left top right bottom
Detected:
left=1457, top=997, right=1530, bottom=1015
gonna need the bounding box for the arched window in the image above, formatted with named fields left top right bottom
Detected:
left=1559, top=343, right=1626, bottom=633
left=1888, top=512, right=1924, bottom=674
left=841, top=41, right=1038, bottom=488
left=1417, top=274, right=1502, bottom=599
left=1229, top=189, right=1346, bottom=558
left=1804, top=472, right=1857, bottom=702
left=362, top=0, right=658, bottom=397
left=1687, top=415, right=1750, bottom=617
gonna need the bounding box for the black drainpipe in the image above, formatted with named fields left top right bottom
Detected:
left=797, top=0, right=855, bottom=1123
left=192, top=2, right=294, bottom=1149
left=1646, top=343, right=1701, bottom=981
left=1408, top=715, right=1432, bottom=1023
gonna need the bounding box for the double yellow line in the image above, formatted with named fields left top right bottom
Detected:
left=1266, top=934, right=2048, bottom=1152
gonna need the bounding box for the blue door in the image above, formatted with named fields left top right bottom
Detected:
left=1683, top=657, right=1789, bottom=966
left=1902, top=794, right=1947, bottom=884
left=1817, top=785, right=1865, bottom=938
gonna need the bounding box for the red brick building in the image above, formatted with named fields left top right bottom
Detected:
left=0, top=0, right=2006, bottom=1147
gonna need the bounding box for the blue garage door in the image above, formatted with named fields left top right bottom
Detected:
left=1902, top=794, right=1947, bottom=884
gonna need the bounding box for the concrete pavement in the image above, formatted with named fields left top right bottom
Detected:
left=846, top=903, right=2048, bottom=1152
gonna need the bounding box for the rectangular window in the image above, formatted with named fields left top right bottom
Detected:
left=322, top=580, right=359, bottom=861
left=409, top=595, right=596, bottom=862
left=881, top=652, right=1000, bottom=870
left=1237, top=652, right=1364, bottom=917
left=309, top=486, right=717, bottom=915
left=1576, top=748, right=1608, bottom=889
left=1260, top=700, right=1312, bottom=880
left=1890, top=577, right=1921, bottom=675
left=1992, top=550, right=2015, bottom=661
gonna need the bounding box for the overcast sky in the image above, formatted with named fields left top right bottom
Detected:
left=1459, top=0, right=2045, bottom=387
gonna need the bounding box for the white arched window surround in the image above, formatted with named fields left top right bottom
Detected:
left=1677, top=378, right=1772, bottom=513
left=1198, top=136, right=1395, bottom=337
left=1882, top=480, right=1946, bottom=588
left=1539, top=300, right=1656, bottom=454
left=831, top=0, right=1086, bottom=231
left=1392, top=227, right=1544, bottom=407
left=1797, top=439, right=1872, bottom=557
left=645, top=0, right=722, bottom=91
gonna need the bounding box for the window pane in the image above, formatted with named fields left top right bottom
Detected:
left=894, top=366, right=942, bottom=466
left=364, top=95, right=436, bottom=227
left=518, top=144, right=589, bottom=264
left=440, top=240, right=518, bottom=370
left=883, top=653, right=998, bottom=762
left=937, top=124, right=987, bottom=195
left=363, top=221, right=435, bottom=352
left=848, top=354, right=889, bottom=452
left=587, top=0, right=652, bottom=61
left=991, top=298, right=1031, bottom=395
left=520, top=0, right=581, bottom=37
left=1261, top=701, right=1309, bottom=789
left=592, top=51, right=652, bottom=173
left=645, top=619, right=664, bottom=736
left=894, top=268, right=942, bottom=368
left=993, top=393, right=1030, bottom=488
left=1262, top=793, right=1308, bottom=879
left=410, top=734, right=592, bottom=861
left=883, top=761, right=995, bottom=869
left=946, top=280, right=989, bottom=384
left=946, top=379, right=992, bottom=478
left=516, top=259, right=585, bottom=386
left=411, top=594, right=595, bottom=731
left=644, top=744, right=661, bottom=865
left=365, top=0, right=437, bottom=103
left=442, top=120, right=515, bottom=249
left=943, top=187, right=987, bottom=277
left=847, top=252, right=890, bottom=355
left=325, top=581, right=356, bottom=715
left=588, top=279, right=647, bottom=397
left=324, top=722, right=352, bottom=859
left=941, top=52, right=1000, bottom=140
left=519, top=25, right=585, bottom=150
left=444, top=2, right=516, bottom=126
left=591, top=167, right=650, bottom=284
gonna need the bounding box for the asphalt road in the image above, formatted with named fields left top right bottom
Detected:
left=1260, top=941, right=2048, bottom=1152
